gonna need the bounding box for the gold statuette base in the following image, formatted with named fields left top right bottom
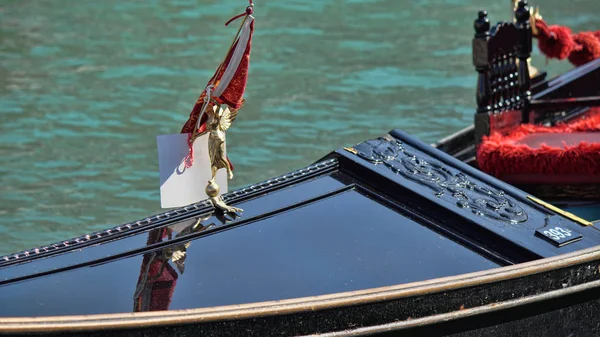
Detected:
left=206, top=180, right=243, bottom=214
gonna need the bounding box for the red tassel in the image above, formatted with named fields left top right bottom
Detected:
left=569, top=32, right=600, bottom=66
left=535, top=19, right=600, bottom=66
left=535, top=19, right=574, bottom=60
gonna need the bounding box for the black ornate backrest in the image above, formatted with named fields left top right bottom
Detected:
left=473, top=1, right=533, bottom=143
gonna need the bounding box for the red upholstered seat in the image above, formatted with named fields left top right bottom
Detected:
left=477, top=108, right=600, bottom=184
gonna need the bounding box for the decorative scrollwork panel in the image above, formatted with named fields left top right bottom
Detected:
left=352, top=138, right=528, bottom=225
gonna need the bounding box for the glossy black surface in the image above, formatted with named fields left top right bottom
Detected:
left=12, top=237, right=600, bottom=337
left=0, top=180, right=499, bottom=317
left=0, top=159, right=340, bottom=267
left=537, top=58, right=600, bottom=101
left=332, top=131, right=600, bottom=261
left=0, top=173, right=347, bottom=284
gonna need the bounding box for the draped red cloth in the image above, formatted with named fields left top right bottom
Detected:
left=180, top=13, right=254, bottom=170
left=180, top=20, right=254, bottom=136
left=534, top=19, right=600, bottom=66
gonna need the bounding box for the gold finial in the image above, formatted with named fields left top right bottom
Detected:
left=532, top=6, right=542, bottom=21
left=511, top=1, right=541, bottom=76
left=530, top=5, right=542, bottom=36
left=527, top=59, right=539, bottom=77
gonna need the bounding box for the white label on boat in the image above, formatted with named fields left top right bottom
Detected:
left=535, top=226, right=583, bottom=247
left=156, top=133, right=228, bottom=209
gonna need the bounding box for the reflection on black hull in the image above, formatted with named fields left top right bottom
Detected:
left=133, top=215, right=218, bottom=312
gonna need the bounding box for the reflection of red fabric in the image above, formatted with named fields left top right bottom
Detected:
left=134, top=228, right=179, bottom=312
left=535, top=19, right=600, bottom=66
left=136, top=258, right=178, bottom=312
left=477, top=108, right=600, bottom=180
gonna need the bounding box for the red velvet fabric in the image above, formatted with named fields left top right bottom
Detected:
left=181, top=20, right=254, bottom=136
left=179, top=16, right=254, bottom=170
left=477, top=108, right=600, bottom=180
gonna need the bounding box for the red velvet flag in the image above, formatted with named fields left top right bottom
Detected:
left=181, top=3, right=255, bottom=169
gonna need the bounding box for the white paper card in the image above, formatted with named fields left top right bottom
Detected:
left=157, top=133, right=228, bottom=209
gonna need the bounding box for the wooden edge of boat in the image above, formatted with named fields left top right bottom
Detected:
left=1, top=244, right=600, bottom=334
left=310, top=279, right=600, bottom=337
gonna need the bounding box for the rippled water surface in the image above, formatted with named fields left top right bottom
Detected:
left=1, top=0, right=599, bottom=254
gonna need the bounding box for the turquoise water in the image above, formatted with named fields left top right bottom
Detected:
left=0, top=0, right=599, bottom=254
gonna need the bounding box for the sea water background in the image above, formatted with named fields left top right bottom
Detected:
left=0, top=0, right=598, bottom=254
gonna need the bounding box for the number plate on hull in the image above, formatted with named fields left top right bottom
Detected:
left=535, top=226, right=583, bottom=247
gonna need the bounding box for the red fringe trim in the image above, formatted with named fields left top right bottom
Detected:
left=477, top=108, right=600, bottom=180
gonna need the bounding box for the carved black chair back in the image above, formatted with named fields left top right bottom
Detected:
left=473, top=1, right=533, bottom=143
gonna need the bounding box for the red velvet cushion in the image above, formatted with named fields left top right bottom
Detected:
left=477, top=108, right=600, bottom=184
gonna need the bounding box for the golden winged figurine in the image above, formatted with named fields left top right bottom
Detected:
left=208, top=104, right=238, bottom=181
left=204, top=103, right=243, bottom=214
